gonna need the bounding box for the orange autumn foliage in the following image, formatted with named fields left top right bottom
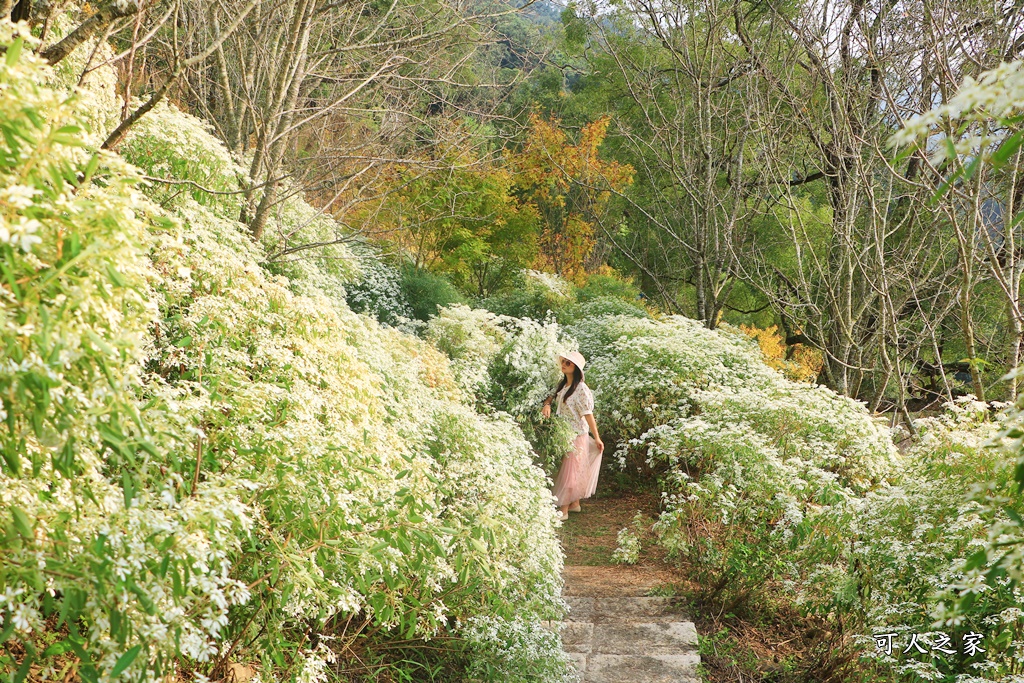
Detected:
left=739, top=324, right=823, bottom=383
left=511, top=114, right=633, bottom=281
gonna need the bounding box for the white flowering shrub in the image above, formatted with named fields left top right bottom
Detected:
left=462, top=615, right=576, bottom=683
left=0, top=22, right=567, bottom=682
left=480, top=270, right=575, bottom=322
left=611, top=512, right=650, bottom=566
left=425, top=304, right=512, bottom=396
left=561, top=314, right=898, bottom=613
left=880, top=58, right=1024, bottom=679
left=563, top=295, right=649, bottom=323
left=783, top=398, right=1024, bottom=680
left=258, top=193, right=361, bottom=313
left=113, top=101, right=361, bottom=314
left=119, top=99, right=247, bottom=217
left=525, top=269, right=573, bottom=298
left=344, top=248, right=414, bottom=326
left=0, top=22, right=253, bottom=681
left=484, top=317, right=579, bottom=475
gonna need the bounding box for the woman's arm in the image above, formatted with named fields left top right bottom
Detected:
left=541, top=394, right=553, bottom=418
left=584, top=413, right=604, bottom=451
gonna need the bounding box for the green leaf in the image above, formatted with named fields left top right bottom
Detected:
left=1, top=442, right=21, bottom=476
left=6, top=37, right=23, bottom=67
left=1006, top=507, right=1024, bottom=526
left=0, top=610, right=15, bottom=645
left=86, top=330, right=116, bottom=357
left=962, top=153, right=982, bottom=181
left=122, top=470, right=136, bottom=508
left=110, top=644, right=141, bottom=678
left=174, top=335, right=192, bottom=348
left=43, top=640, right=72, bottom=657
left=80, top=153, right=101, bottom=186
left=965, top=549, right=988, bottom=571
left=11, top=507, right=32, bottom=539
left=13, top=650, right=33, bottom=683
left=106, top=265, right=126, bottom=288
left=994, top=130, right=1024, bottom=166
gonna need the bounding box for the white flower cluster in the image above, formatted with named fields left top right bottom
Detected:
left=611, top=527, right=641, bottom=565
left=525, top=269, right=573, bottom=298
left=462, top=615, right=577, bottom=683
left=492, top=315, right=575, bottom=415
left=891, top=60, right=1024, bottom=161
left=343, top=249, right=413, bottom=325
left=425, top=304, right=513, bottom=395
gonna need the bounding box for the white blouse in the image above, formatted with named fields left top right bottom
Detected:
left=556, top=381, right=595, bottom=435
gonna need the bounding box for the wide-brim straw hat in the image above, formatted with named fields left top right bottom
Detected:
left=558, top=351, right=586, bottom=381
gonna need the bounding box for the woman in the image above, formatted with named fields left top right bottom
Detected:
left=541, top=351, right=604, bottom=521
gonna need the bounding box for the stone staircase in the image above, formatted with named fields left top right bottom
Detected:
left=559, top=593, right=701, bottom=682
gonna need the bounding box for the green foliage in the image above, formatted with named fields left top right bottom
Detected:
left=352, top=152, right=540, bottom=298
left=479, top=270, right=576, bottom=321
left=400, top=265, right=467, bottom=322
left=576, top=272, right=642, bottom=302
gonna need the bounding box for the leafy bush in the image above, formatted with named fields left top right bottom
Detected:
left=564, top=301, right=1024, bottom=680
left=483, top=318, right=580, bottom=476
left=0, top=26, right=567, bottom=683
left=345, top=248, right=415, bottom=326
left=400, top=265, right=466, bottom=321
left=786, top=398, right=1022, bottom=681
left=120, top=99, right=246, bottom=216
left=117, top=101, right=362, bottom=316
left=562, top=295, right=649, bottom=324
left=576, top=271, right=641, bottom=303
left=426, top=306, right=578, bottom=476
left=479, top=270, right=574, bottom=322
left=425, top=304, right=511, bottom=397
left=738, top=323, right=822, bottom=383
left=564, top=314, right=897, bottom=616
left=463, top=616, right=576, bottom=683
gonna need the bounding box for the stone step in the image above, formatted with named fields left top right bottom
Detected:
left=562, top=621, right=698, bottom=655
left=565, top=596, right=686, bottom=623
left=580, top=654, right=701, bottom=683
left=559, top=576, right=701, bottom=681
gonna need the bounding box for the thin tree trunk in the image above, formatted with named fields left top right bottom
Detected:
left=101, top=0, right=258, bottom=150
left=41, top=1, right=138, bottom=65
left=248, top=0, right=314, bottom=241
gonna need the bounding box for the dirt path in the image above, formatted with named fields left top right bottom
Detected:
left=558, top=490, right=679, bottom=596
left=557, top=491, right=701, bottom=681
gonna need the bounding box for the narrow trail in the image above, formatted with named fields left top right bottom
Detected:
left=556, top=492, right=702, bottom=682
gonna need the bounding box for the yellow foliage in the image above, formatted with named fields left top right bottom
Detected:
left=511, top=114, right=634, bottom=280
left=739, top=324, right=823, bottom=383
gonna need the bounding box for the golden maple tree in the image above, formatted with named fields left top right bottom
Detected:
left=511, top=114, right=633, bottom=280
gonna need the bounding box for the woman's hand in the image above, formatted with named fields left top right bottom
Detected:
left=595, top=437, right=605, bottom=452
left=542, top=403, right=551, bottom=419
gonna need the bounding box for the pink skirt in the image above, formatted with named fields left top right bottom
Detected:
left=552, top=433, right=603, bottom=507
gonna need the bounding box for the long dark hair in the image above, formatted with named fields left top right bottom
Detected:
left=554, top=362, right=582, bottom=405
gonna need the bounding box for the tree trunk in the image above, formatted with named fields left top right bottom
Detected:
left=41, top=1, right=138, bottom=65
